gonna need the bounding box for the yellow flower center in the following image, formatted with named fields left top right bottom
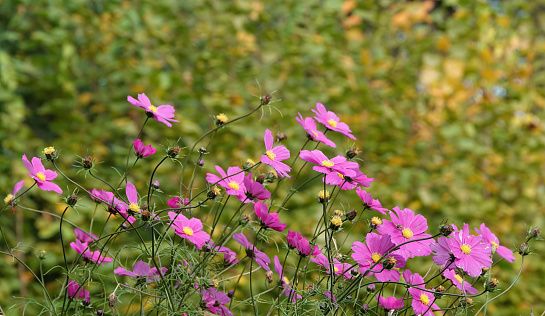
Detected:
left=228, top=182, right=240, bottom=190
left=129, top=203, right=140, bottom=213
left=491, top=241, right=499, bottom=250
left=266, top=150, right=276, bottom=160
left=371, top=217, right=382, bottom=225
left=460, top=244, right=472, bottom=254
left=43, top=147, right=55, bottom=155
left=371, top=253, right=382, bottom=263
left=328, top=119, right=337, bottom=128
left=183, top=227, right=194, bottom=236
left=454, top=274, right=464, bottom=283
left=318, top=190, right=330, bottom=199
left=4, top=194, right=14, bottom=204
left=402, top=228, right=413, bottom=239
left=36, top=172, right=46, bottom=181
left=216, top=113, right=228, bottom=123
left=322, top=160, right=334, bottom=167
left=331, top=216, right=342, bottom=227
left=312, top=130, right=319, bottom=138
left=337, top=172, right=344, bottom=179
left=212, top=186, right=222, bottom=195
left=148, top=105, right=158, bottom=113
left=246, top=158, right=256, bottom=166
left=420, top=294, right=430, bottom=305
left=283, top=276, right=290, bottom=285
left=334, top=266, right=339, bottom=272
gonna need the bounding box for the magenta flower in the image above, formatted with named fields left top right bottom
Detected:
left=475, top=223, right=516, bottom=263
left=88, top=188, right=104, bottom=204
left=114, top=260, right=168, bottom=284
left=289, top=232, right=321, bottom=257
left=167, top=197, right=190, bottom=211
left=310, top=254, right=355, bottom=280
left=377, top=295, right=404, bottom=311
left=200, top=287, right=233, bottom=316
left=404, top=271, right=442, bottom=316
left=22, top=155, right=63, bottom=194
left=295, top=113, right=336, bottom=148
left=261, top=129, right=291, bottom=178
left=448, top=223, right=492, bottom=277
left=233, top=233, right=270, bottom=270
left=207, top=241, right=239, bottom=266
left=355, top=187, right=387, bottom=214
left=325, top=168, right=374, bottom=190
left=67, top=280, right=90, bottom=302
left=377, top=206, right=434, bottom=258
left=254, top=201, right=286, bottom=232
left=443, top=269, right=478, bottom=295
left=128, top=93, right=179, bottom=127
left=133, top=139, right=156, bottom=158
left=206, top=165, right=245, bottom=196
left=274, top=255, right=301, bottom=302
left=299, top=150, right=358, bottom=177
left=312, top=103, right=356, bottom=139
left=168, top=212, right=210, bottom=249
left=430, top=237, right=455, bottom=267
left=287, top=231, right=299, bottom=249
left=70, top=239, right=113, bottom=265
left=237, top=174, right=271, bottom=203
left=351, top=232, right=406, bottom=282
left=125, top=181, right=142, bottom=215
left=74, top=228, right=98, bottom=244
left=5, top=180, right=25, bottom=214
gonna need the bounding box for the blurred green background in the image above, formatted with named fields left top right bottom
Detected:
left=1, top=0, right=544, bottom=314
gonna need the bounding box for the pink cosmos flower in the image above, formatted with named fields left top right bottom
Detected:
left=295, top=113, right=336, bottom=147
left=351, top=232, right=406, bottom=282
left=70, top=239, right=113, bottom=265
left=355, top=187, right=387, bottom=214
left=377, top=206, right=434, bottom=258
left=22, top=155, right=63, bottom=194
left=261, top=129, right=291, bottom=178
left=274, top=255, right=301, bottom=302
left=125, top=182, right=142, bottom=215
left=88, top=188, right=104, bottom=204
left=200, top=287, right=233, bottom=316
left=254, top=201, right=286, bottom=232
left=133, top=139, right=156, bottom=158
left=310, top=254, right=355, bottom=280
left=167, top=197, right=190, bottom=211
left=67, top=280, right=90, bottom=303
left=312, top=103, right=356, bottom=139
left=430, top=237, right=455, bottom=267
left=404, top=270, right=442, bottom=316
left=377, top=295, right=404, bottom=311
left=287, top=231, right=299, bottom=249
left=6, top=180, right=25, bottom=213
left=168, top=212, right=210, bottom=249
left=443, top=269, right=478, bottom=295
left=128, top=93, right=179, bottom=127
left=237, top=174, right=271, bottom=203
left=206, top=165, right=245, bottom=196
left=74, top=228, right=98, bottom=244
left=448, top=223, right=492, bottom=277
left=299, top=150, right=358, bottom=177
left=233, top=233, right=270, bottom=270
left=114, top=260, right=168, bottom=284
left=475, top=223, right=516, bottom=263
left=288, top=231, right=321, bottom=257
left=207, top=241, right=239, bottom=266
left=325, top=168, right=374, bottom=190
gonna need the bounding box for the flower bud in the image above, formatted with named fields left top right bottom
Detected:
left=67, top=194, right=79, bottom=207
left=345, top=209, right=357, bottom=221
left=459, top=297, right=473, bottom=307
left=96, top=310, right=104, bottom=316
left=240, top=214, right=251, bottom=226
left=360, top=304, right=369, bottom=314
left=382, top=256, right=397, bottom=270
left=82, top=156, right=93, bottom=169
left=350, top=269, right=359, bottom=277
left=207, top=186, right=221, bottom=200
left=152, top=180, right=160, bottom=190
left=330, top=215, right=343, bottom=231
left=199, top=147, right=207, bottom=154
left=256, top=174, right=266, bottom=184
left=439, top=224, right=454, bottom=236
left=43, top=146, right=57, bottom=161
left=243, top=158, right=256, bottom=170
left=529, top=227, right=541, bottom=239
left=267, top=170, right=278, bottom=181
left=141, top=210, right=150, bottom=222
left=227, top=290, right=235, bottom=298
left=84, top=294, right=91, bottom=306
left=486, top=278, right=499, bottom=292
left=266, top=270, right=274, bottom=284
left=366, top=284, right=375, bottom=293
left=197, top=159, right=205, bottom=167
left=168, top=146, right=180, bottom=158
left=40, top=250, right=47, bottom=259
left=276, top=133, right=287, bottom=142
left=518, top=242, right=530, bottom=256
left=108, top=293, right=117, bottom=308
left=261, top=94, right=272, bottom=105
left=318, top=190, right=330, bottom=204
left=215, top=113, right=228, bottom=126
left=345, top=147, right=359, bottom=159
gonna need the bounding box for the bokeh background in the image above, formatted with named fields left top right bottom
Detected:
left=1, top=0, right=544, bottom=314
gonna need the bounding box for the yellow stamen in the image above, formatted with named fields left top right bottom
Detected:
left=371, top=253, right=382, bottom=263
left=183, top=227, right=194, bottom=236
left=491, top=241, right=499, bottom=250
left=283, top=276, right=290, bottom=285
left=420, top=294, right=430, bottom=305
left=322, top=160, right=334, bottom=167
left=371, top=217, right=382, bottom=225
left=129, top=203, right=140, bottom=213
left=216, top=113, right=228, bottom=123
left=228, top=182, right=240, bottom=190
left=460, top=244, right=472, bottom=254
left=312, top=130, right=319, bottom=138
left=337, top=172, right=344, bottom=179
left=387, top=257, right=397, bottom=265
left=43, top=147, right=55, bottom=155
left=402, top=228, right=413, bottom=239
left=148, top=105, right=158, bottom=113
left=4, top=194, right=14, bottom=204
left=328, top=119, right=338, bottom=128
left=266, top=150, right=276, bottom=160
left=36, top=172, right=46, bottom=181
left=334, top=266, right=339, bottom=272
left=454, top=274, right=464, bottom=283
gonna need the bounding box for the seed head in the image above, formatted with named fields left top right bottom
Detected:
left=439, top=224, right=454, bottom=236
left=330, top=215, right=343, bottom=231
left=168, top=146, right=180, bottom=158
left=67, top=194, right=79, bottom=207
left=518, top=242, right=530, bottom=256
left=529, top=227, right=541, bottom=239
left=261, top=94, right=272, bottom=105
left=318, top=190, right=330, bottom=204
left=82, top=156, right=93, bottom=169
left=207, top=186, right=221, bottom=200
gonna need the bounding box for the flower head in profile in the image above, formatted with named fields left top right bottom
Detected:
left=74, top=228, right=98, bottom=244
left=254, top=201, right=286, bottom=232
left=237, top=174, right=271, bottom=203
left=310, top=254, right=355, bottom=280
left=274, top=255, right=301, bottom=302
left=168, top=212, right=210, bottom=249
left=200, top=287, right=233, bottom=316
left=325, top=168, right=374, bottom=190
left=295, top=113, right=336, bottom=148
left=125, top=182, right=142, bottom=215
left=448, top=223, right=492, bottom=277
left=5, top=180, right=25, bottom=214
left=290, top=232, right=321, bottom=257
left=133, top=139, right=156, bottom=158
left=355, top=187, right=387, bottom=214
left=114, top=260, right=168, bottom=284
left=261, top=129, right=291, bottom=178
left=312, top=103, right=356, bottom=140
left=443, top=269, right=478, bottom=295
left=22, top=155, right=63, bottom=194
left=67, top=280, right=90, bottom=303
left=233, top=233, right=270, bottom=270
left=299, top=150, right=358, bottom=177
left=376, top=295, right=404, bottom=311
left=128, top=93, right=179, bottom=127
left=475, top=223, right=516, bottom=263
left=70, top=239, right=113, bottom=265
left=207, top=241, right=239, bottom=266
left=167, top=197, right=190, bottom=211
left=206, top=165, right=245, bottom=196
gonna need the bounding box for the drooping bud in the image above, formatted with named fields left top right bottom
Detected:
left=215, top=113, right=228, bottom=126
left=266, top=270, right=274, bottom=284
left=67, top=194, right=79, bottom=207
left=317, top=190, right=330, bottom=204
left=43, top=147, right=57, bottom=161
left=168, top=146, right=180, bottom=158
left=152, top=180, right=160, bottom=190
left=276, top=133, right=287, bottom=142
left=345, top=147, right=359, bottom=159
left=207, top=186, right=221, bottom=200
left=108, top=293, right=117, bottom=308
left=82, top=156, right=93, bottom=169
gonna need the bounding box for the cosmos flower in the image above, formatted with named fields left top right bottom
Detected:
left=312, top=103, right=356, bottom=140
left=128, top=93, right=179, bottom=127
left=200, top=287, right=233, bottom=316
left=299, top=150, right=358, bottom=177
left=260, top=129, right=291, bottom=178
left=125, top=182, right=142, bottom=215
left=236, top=174, right=271, bottom=203
left=430, top=237, right=455, bottom=267
left=324, top=168, right=374, bottom=190
left=5, top=180, right=24, bottom=214
left=288, top=232, right=321, bottom=257
left=295, top=113, right=336, bottom=147
left=355, top=187, right=388, bottom=214
left=67, top=280, right=90, bottom=303
left=447, top=223, right=493, bottom=277
left=377, top=206, right=434, bottom=258
left=254, top=201, right=286, bottom=232
left=233, top=233, right=270, bottom=270
left=70, top=239, right=113, bottom=265
left=274, top=255, right=301, bottom=302
left=206, top=165, right=246, bottom=196
left=167, top=197, right=190, bottom=211
left=443, top=269, right=478, bottom=295
left=475, top=223, right=516, bottom=263
left=22, top=155, right=63, bottom=194
left=168, top=212, right=210, bottom=249
left=133, top=139, right=156, bottom=158
left=404, top=270, right=442, bottom=316
left=74, top=228, right=98, bottom=244
left=376, top=295, right=404, bottom=311
left=114, top=260, right=168, bottom=284
left=310, top=254, right=355, bottom=280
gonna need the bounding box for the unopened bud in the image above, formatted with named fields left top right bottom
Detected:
left=40, top=250, right=47, bottom=259
left=345, top=148, right=359, bottom=159
left=261, top=94, right=272, bottom=105
left=83, top=294, right=90, bottom=306
left=266, top=270, right=274, bottom=283
left=168, top=146, right=180, bottom=158
left=276, top=133, right=287, bottom=142
left=518, top=242, right=530, bottom=256
left=215, top=113, right=228, bottom=126
left=256, top=174, right=266, bottom=184
left=197, top=159, right=205, bottom=167
left=318, top=190, right=330, bottom=204
left=141, top=210, right=150, bottom=222
left=529, top=227, right=541, bottom=239
left=198, top=147, right=207, bottom=154
left=366, top=284, right=375, bottom=293
left=96, top=310, right=104, bottom=316
left=67, top=194, right=79, bottom=206
left=152, top=180, right=160, bottom=190
left=439, top=224, right=454, bottom=236
left=345, top=209, right=357, bottom=221
left=227, top=290, right=235, bottom=298
left=207, top=186, right=221, bottom=200
left=82, top=156, right=93, bottom=169
left=43, top=147, right=57, bottom=161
